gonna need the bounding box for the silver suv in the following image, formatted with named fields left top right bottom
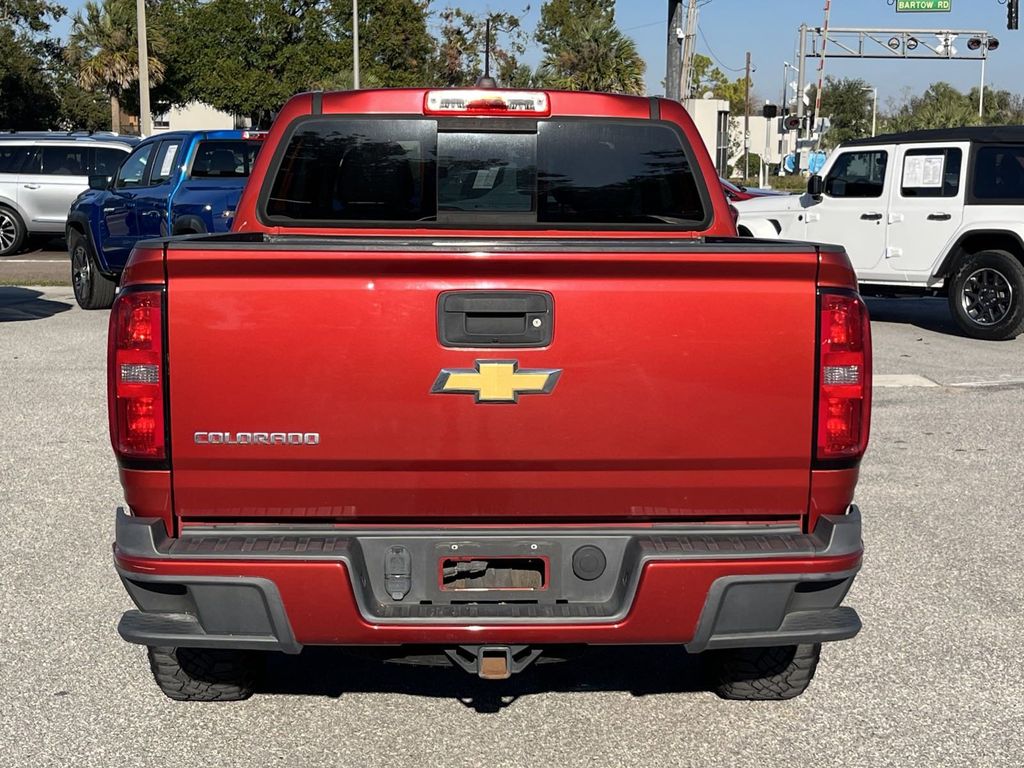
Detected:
left=0, top=132, right=137, bottom=256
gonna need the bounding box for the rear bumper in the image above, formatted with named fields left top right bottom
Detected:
left=114, top=506, right=863, bottom=654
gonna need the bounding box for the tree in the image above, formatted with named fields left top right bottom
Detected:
left=0, top=0, right=65, bottom=128
left=688, top=53, right=727, bottom=98
left=538, top=15, right=645, bottom=95
left=718, top=74, right=753, bottom=117
left=684, top=54, right=753, bottom=115
left=810, top=76, right=873, bottom=148
left=881, top=82, right=1024, bottom=134
left=155, top=0, right=348, bottom=126
left=356, top=0, right=433, bottom=87
left=433, top=8, right=530, bottom=88
left=66, top=0, right=165, bottom=133
left=535, top=0, right=613, bottom=49
left=54, top=69, right=111, bottom=130
left=972, top=86, right=1024, bottom=125
left=883, top=82, right=978, bottom=133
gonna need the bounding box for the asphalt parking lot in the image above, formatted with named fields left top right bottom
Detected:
left=0, top=241, right=69, bottom=287
left=2, top=284, right=1023, bottom=768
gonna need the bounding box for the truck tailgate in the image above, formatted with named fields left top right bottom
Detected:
left=165, top=238, right=820, bottom=523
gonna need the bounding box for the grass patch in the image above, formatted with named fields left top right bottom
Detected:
left=0, top=279, right=71, bottom=287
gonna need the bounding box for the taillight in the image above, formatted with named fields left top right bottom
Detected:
left=108, top=288, right=166, bottom=461
left=816, top=292, right=871, bottom=462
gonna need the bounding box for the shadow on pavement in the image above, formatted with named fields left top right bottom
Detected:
left=29, top=235, right=67, bottom=252
left=0, top=287, right=73, bottom=322
left=257, top=646, right=711, bottom=712
left=864, top=296, right=962, bottom=337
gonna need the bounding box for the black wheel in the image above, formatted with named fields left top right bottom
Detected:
left=710, top=643, right=821, bottom=701
left=0, top=206, right=27, bottom=256
left=69, top=229, right=116, bottom=310
left=948, top=250, right=1024, bottom=341
left=146, top=646, right=262, bottom=702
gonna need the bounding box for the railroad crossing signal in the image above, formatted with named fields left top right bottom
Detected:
left=933, top=33, right=957, bottom=57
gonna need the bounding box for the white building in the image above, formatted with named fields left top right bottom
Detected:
left=151, top=102, right=245, bottom=134
left=684, top=97, right=784, bottom=181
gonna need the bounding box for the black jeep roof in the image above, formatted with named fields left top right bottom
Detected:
left=842, top=125, right=1024, bottom=148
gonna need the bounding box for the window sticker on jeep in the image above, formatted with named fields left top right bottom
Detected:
left=903, top=154, right=944, bottom=189
left=900, top=148, right=961, bottom=198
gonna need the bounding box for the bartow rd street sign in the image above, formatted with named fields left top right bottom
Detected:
left=897, top=0, right=952, bottom=11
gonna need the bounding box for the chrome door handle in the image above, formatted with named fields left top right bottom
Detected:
left=141, top=210, right=162, bottom=217
left=928, top=213, right=952, bottom=221
left=860, top=213, right=883, bottom=221
left=23, top=184, right=41, bottom=190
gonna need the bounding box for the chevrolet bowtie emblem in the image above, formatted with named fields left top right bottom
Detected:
left=431, top=360, right=562, bottom=403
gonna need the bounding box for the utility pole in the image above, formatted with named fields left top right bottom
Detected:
left=979, top=52, right=986, bottom=117
left=352, top=0, right=360, bottom=89
left=136, top=0, right=151, bottom=136
left=666, top=1, right=682, bottom=100
left=796, top=24, right=807, bottom=140
left=812, top=0, right=832, bottom=146
left=679, top=0, right=700, bottom=101
left=862, top=86, right=877, bottom=137
left=870, top=88, right=877, bottom=137
left=484, top=17, right=491, bottom=78
left=743, top=51, right=751, bottom=183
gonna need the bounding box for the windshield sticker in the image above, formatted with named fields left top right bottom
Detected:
left=903, top=154, right=944, bottom=188
left=159, top=145, right=180, bottom=177
left=473, top=167, right=501, bottom=189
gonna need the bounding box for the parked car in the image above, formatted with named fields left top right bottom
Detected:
left=66, top=129, right=265, bottom=308
left=735, top=126, right=1024, bottom=340
left=108, top=88, right=868, bottom=702
left=0, top=132, right=137, bottom=256
left=719, top=177, right=787, bottom=202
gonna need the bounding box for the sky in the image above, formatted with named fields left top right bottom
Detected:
left=57, top=0, right=1022, bottom=107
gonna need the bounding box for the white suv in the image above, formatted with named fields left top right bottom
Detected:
left=0, top=133, right=136, bottom=256
left=736, top=127, right=1024, bottom=340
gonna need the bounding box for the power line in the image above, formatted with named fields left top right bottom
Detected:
left=697, top=24, right=745, bottom=72
left=625, top=0, right=715, bottom=32
left=622, top=19, right=663, bottom=32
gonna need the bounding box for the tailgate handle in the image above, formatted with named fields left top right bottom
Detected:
left=438, top=291, right=553, bottom=348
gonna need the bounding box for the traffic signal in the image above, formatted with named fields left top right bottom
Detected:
left=1010, top=0, right=1019, bottom=31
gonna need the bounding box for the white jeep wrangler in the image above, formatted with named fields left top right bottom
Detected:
left=736, top=127, right=1024, bottom=340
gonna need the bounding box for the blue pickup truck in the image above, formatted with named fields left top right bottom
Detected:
left=66, top=129, right=265, bottom=308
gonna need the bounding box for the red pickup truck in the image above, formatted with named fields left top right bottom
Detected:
left=109, top=87, right=870, bottom=702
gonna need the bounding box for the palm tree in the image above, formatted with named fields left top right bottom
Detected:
left=539, top=17, right=645, bottom=95
left=66, top=0, right=165, bottom=133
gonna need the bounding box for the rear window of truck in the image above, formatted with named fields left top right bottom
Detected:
left=263, top=117, right=708, bottom=228
left=190, top=140, right=262, bottom=178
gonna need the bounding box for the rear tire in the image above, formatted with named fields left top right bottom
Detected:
left=0, top=206, right=26, bottom=256
left=710, top=643, right=821, bottom=701
left=948, top=250, right=1024, bottom=341
left=69, top=229, right=116, bottom=310
left=146, top=646, right=262, bottom=702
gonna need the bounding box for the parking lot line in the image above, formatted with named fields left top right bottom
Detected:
left=873, top=374, right=939, bottom=388
left=949, top=378, right=1024, bottom=388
